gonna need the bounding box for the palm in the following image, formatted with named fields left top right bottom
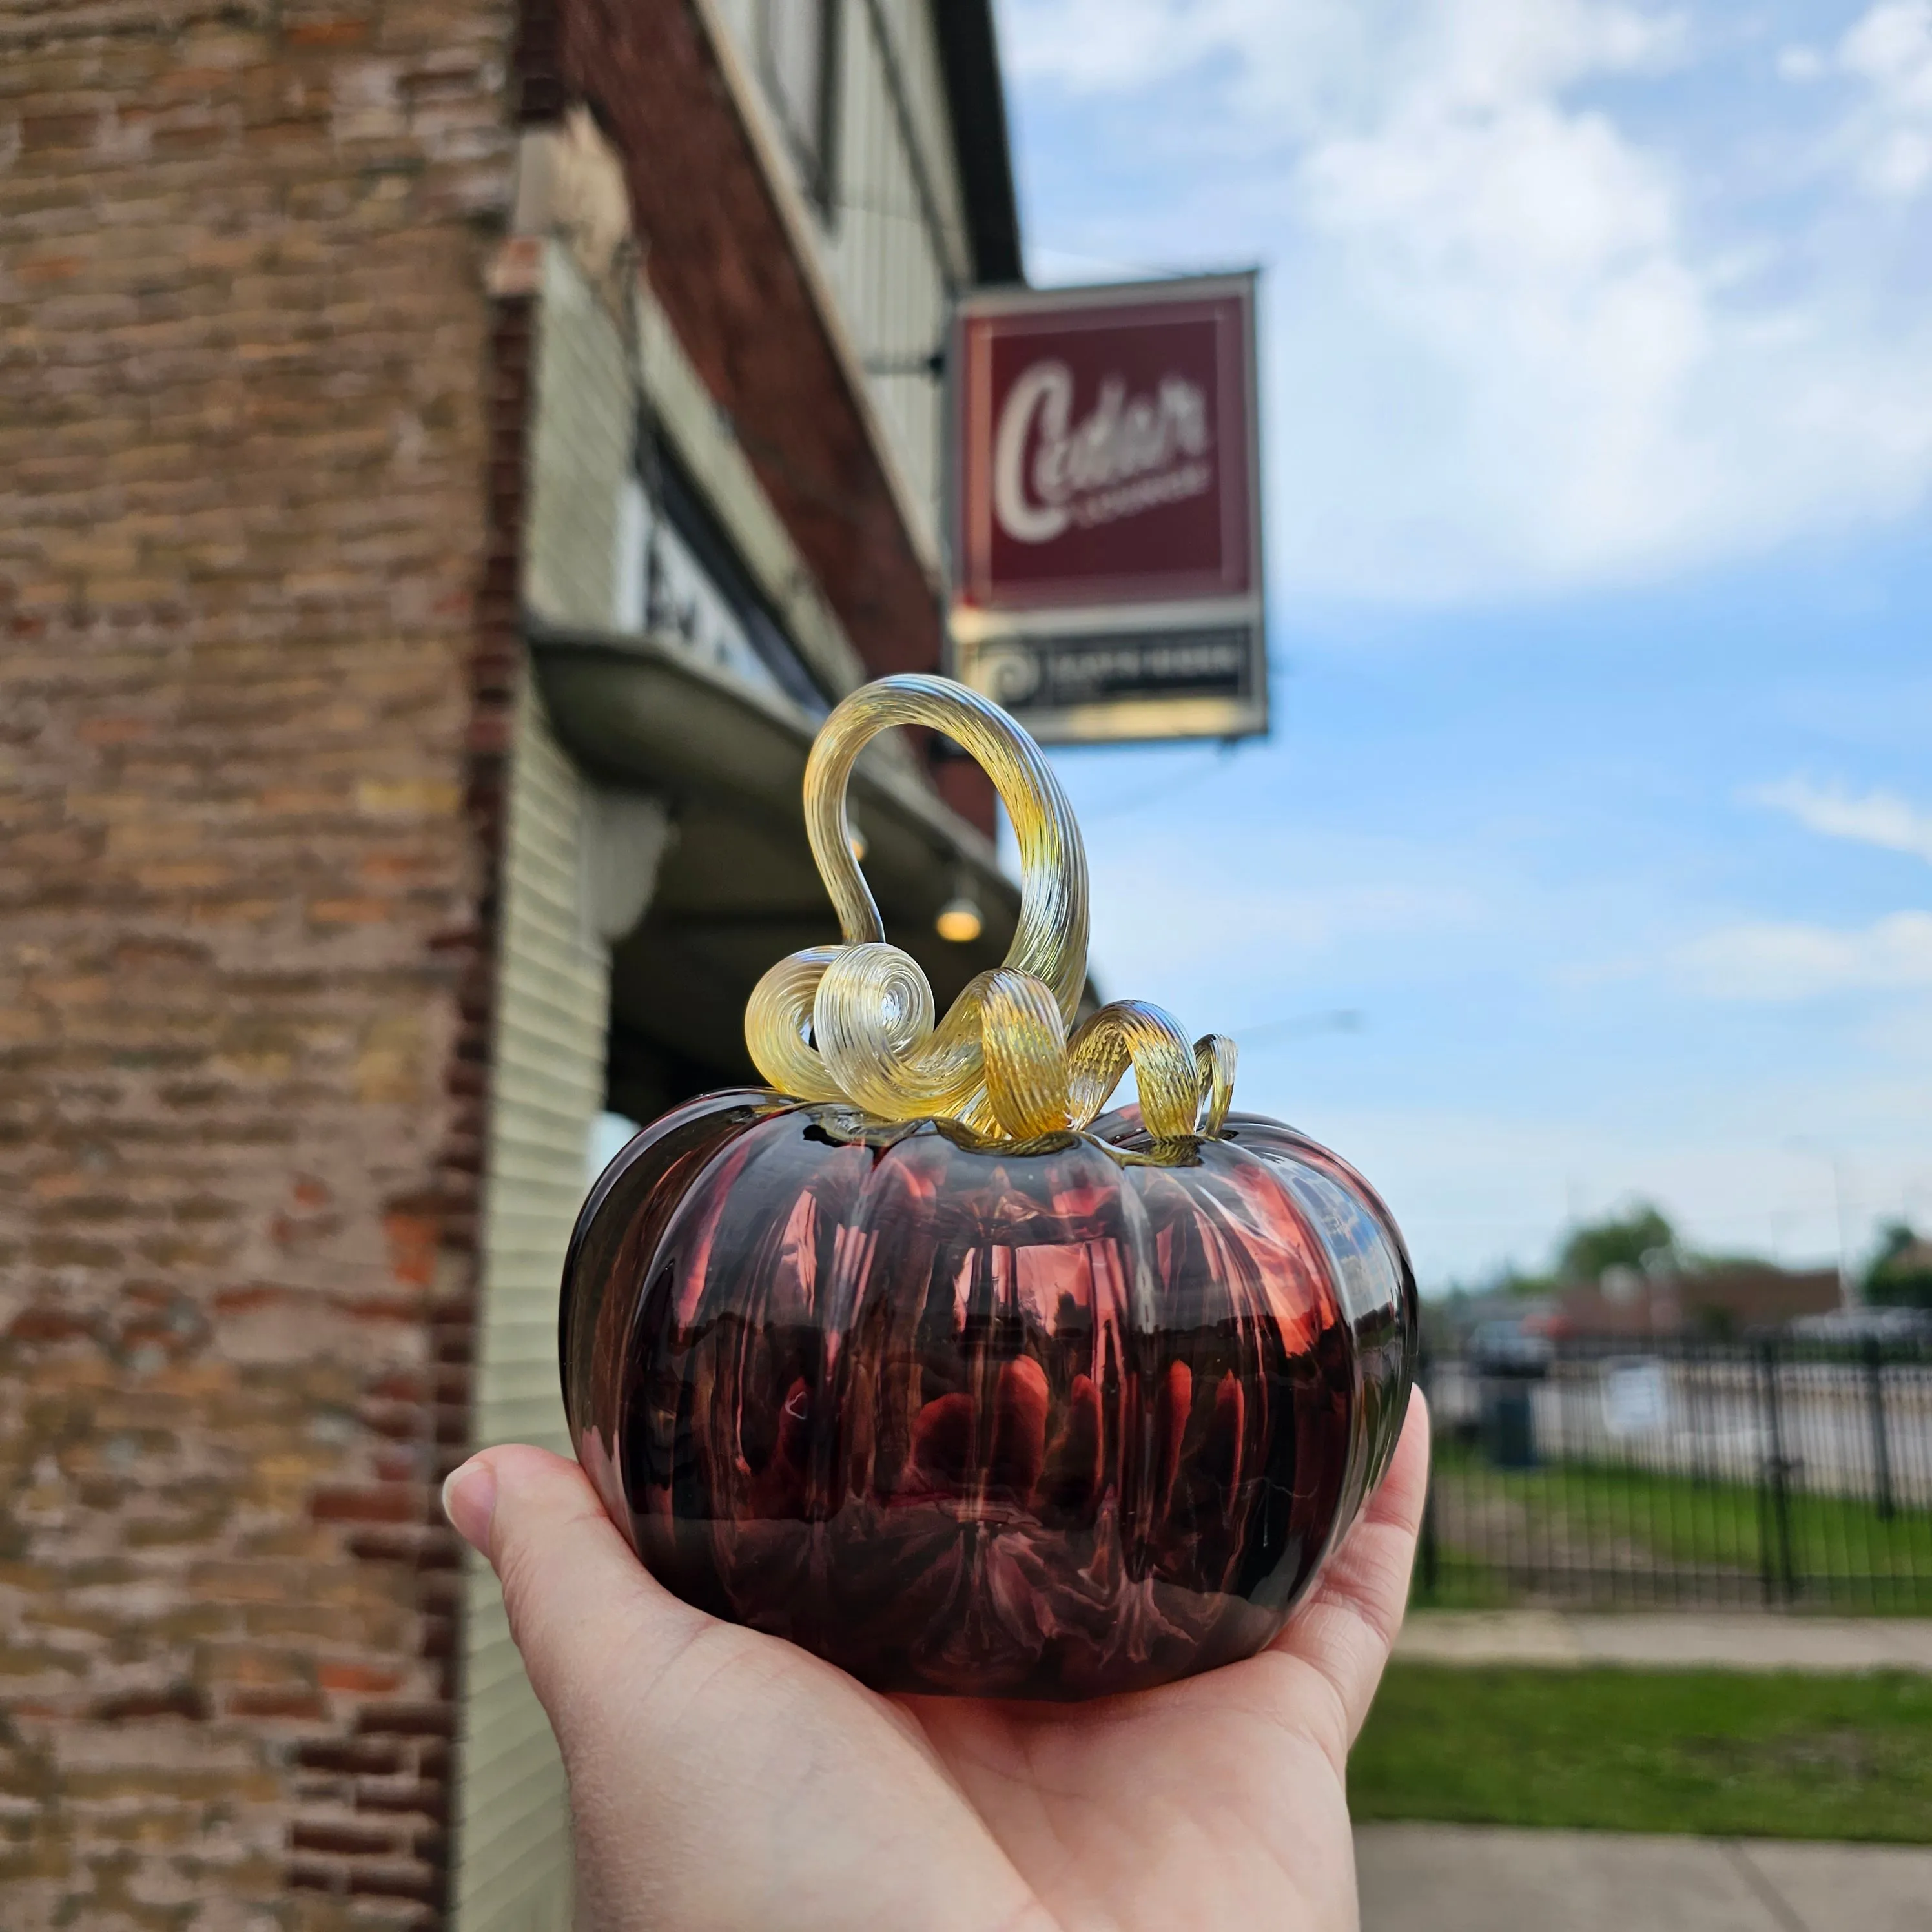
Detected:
left=899, top=1647, right=1365, bottom=1929
left=478, top=1405, right=1427, bottom=1932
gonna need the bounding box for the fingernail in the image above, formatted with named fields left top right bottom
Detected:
left=442, top=1457, right=497, bottom=1554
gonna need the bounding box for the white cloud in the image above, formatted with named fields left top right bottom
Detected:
left=996, top=0, right=1212, bottom=94
left=1681, top=910, right=1932, bottom=998
left=1750, top=777, right=1932, bottom=863
left=1692, top=776, right=1932, bottom=997
left=1003, top=0, right=1683, bottom=111
left=1084, top=821, right=1484, bottom=991
left=1864, top=995, right=1932, bottom=1062
left=1839, top=1, right=1932, bottom=197
left=1000, top=0, right=1932, bottom=600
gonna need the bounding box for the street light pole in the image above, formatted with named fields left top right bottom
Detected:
left=1787, top=1138, right=1857, bottom=1312
left=1831, top=1154, right=1858, bottom=1311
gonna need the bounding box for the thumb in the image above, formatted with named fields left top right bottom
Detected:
left=442, top=1443, right=714, bottom=1744
left=442, top=1446, right=1040, bottom=1932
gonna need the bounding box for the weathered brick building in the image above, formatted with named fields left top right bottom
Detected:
left=0, top=3, right=1022, bottom=1926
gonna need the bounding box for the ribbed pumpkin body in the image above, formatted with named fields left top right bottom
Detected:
left=559, top=1089, right=1416, bottom=1700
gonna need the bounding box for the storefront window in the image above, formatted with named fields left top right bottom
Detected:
left=616, top=437, right=831, bottom=716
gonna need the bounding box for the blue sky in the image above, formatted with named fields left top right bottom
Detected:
left=992, top=0, right=1932, bottom=1287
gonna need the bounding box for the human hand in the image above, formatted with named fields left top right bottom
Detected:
left=441, top=1395, right=1429, bottom=1932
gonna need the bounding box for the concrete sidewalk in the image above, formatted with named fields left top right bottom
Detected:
left=1396, top=1609, right=1932, bottom=1672
left=1357, top=1824, right=1932, bottom=1931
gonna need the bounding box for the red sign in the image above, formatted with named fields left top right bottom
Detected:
left=947, top=274, right=1266, bottom=745
left=954, top=283, right=1257, bottom=613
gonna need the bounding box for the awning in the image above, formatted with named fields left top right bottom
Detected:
left=529, top=622, right=1038, bottom=1105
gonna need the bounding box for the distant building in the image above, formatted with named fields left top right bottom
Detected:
left=1553, top=1262, right=1843, bottom=1338
left=3, top=4, right=1022, bottom=1927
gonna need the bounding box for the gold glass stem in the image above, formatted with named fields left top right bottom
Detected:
left=744, top=675, right=1238, bottom=1144
left=804, top=675, right=1089, bottom=1022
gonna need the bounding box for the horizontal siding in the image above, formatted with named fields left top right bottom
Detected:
left=455, top=689, right=611, bottom=1932
left=710, top=0, right=967, bottom=536
left=844, top=0, right=971, bottom=525
left=524, top=246, right=631, bottom=630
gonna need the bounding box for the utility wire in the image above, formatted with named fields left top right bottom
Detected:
left=1232, top=1007, right=1365, bottom=1045
left=1071, top=744, right=1246, bottom=821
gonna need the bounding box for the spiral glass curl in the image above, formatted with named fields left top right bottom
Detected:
left=743, top=675, right=1238, bottom=1142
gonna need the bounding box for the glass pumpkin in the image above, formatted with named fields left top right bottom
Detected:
left=558, top=674, right=1417, bottom=1700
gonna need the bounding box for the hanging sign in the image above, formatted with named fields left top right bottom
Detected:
left=947, top=272, right=1266, bottom=745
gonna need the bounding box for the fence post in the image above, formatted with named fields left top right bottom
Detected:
left=1410, top=1355, right=1440, bottom=1600
left=1419, top=1466, right=1440, bottom=1599
left=1755, top=1345, right=1774, bottom=1607
left=1757, top=1340, right=1796, bottom=1605
left=1866, top=1338, right=1895, bottom=1522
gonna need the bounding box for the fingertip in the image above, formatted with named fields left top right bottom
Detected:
left=1253, top=1384, right=1433, bottom=1752
left=464, top=1443, right=685, bottom=1626
left=456, top=1444, right=727, bottom=1756
left=441, top=1454, right=497, bottom=1553
left=442, top=1444, right=621, bottom=1569
left=1370, top=1388, right=1431, bottom=1529
left=1403, top=1383, right=1431, bottom=1451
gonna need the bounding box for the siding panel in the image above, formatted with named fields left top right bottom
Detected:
left=710, top=0, right=969, bottom=534
left=453, top=688, right=610, bottom=1932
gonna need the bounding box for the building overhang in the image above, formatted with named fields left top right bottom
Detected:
left=529, top=621, right=1047, bottom=1098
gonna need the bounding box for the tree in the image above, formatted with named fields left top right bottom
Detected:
left=1866, top=1222, right=1932, bottom=1311
left=1555, top=1203, right=1678, bottom=1286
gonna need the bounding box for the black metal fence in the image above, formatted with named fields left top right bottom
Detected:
left=1414, top=1333, right=1932, bottom=1612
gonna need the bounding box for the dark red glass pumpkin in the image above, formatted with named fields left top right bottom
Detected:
left=559, top=1089, right=1417, bottom=1700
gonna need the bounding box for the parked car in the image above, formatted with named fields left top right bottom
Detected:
left=1788, top=1306, right=1932, bottom=1344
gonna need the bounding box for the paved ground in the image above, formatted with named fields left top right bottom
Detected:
left=1396, top=1608, right=1932, bottom=1672
left=1357, top=1824, right=1932, bottom=1931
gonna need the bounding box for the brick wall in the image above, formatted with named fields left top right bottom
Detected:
left=0, top=4, right=517, bottom=1926
left=448, top=684, right=598, bottom=1932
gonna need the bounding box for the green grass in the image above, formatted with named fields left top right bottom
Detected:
left=1352, top=1665, right=1932, bottom=1842
left=1424, top=1448, right=1932, bottom=1612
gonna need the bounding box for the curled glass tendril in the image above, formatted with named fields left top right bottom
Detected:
left=745, top=674, right=1238, bottom=1144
